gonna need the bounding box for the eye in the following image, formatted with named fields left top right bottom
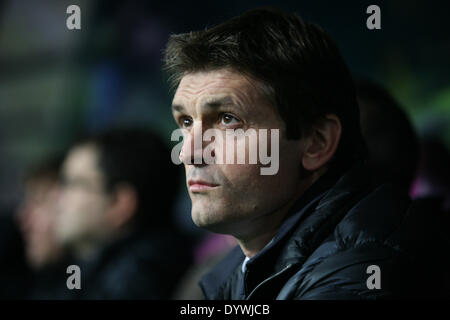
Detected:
left=220, top=113, right=240, bottom=126
left=179, top=116, right=193, bottom=128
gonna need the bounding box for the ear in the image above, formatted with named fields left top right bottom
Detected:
left=301, top=114, right=342, bottom=171
left=107, top=183, right=138, bottom=230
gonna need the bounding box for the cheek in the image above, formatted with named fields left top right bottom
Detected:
left=214, top=164, right=267, bottom=212
left=214, top=135, right=296, bottom=194
left=27, top=210, right=52, bottom=244
left=218, top=137, right=300, bottom=189
left=35, top=209, right=53, bottom=233
left=220, top=146, right=301, bottom=203
left=60, top=191, right=109, bottom=229
left=220, top=163, right=261, bottom=188
left=213, top=132, right=257, bottom=165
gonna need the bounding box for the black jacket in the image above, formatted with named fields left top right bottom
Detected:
left=69, top=228, right=193, bottom=300
left=199, top=162, right=450, bottom=299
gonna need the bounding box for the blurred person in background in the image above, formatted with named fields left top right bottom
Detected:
left=56, top=127, right=193, bottom=299
left=17, top=156, right=72, bottom=299
left=356, top=78, right=420, bottom=193
left=411, top=137, right=450, bottom=289
left=356, top=78, right=450, bottom=291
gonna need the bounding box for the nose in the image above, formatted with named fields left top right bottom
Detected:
left=179, top=121, right=213, bottom=166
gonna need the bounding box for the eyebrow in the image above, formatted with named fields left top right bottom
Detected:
left=172, top=96, right=236, bottom=113
left=171, top=104, right=185, bottom=113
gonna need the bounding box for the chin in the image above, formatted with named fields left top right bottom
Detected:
left=191, top=209, right=215, bottom=228
left=191, top=207, right=237, bottom=235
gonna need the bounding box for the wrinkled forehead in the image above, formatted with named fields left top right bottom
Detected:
left=172, top=69, right=272, bottom=112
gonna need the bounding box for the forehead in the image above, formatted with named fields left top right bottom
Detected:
left=173, top=69, right=263, bottom=107
left=64, top=144, right=101, bottom=178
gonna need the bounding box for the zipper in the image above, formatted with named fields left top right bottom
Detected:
left=245, top=263, right=294, bottom=300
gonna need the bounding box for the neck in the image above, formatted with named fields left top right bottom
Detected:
left=236, top=167, right=327, bottom=258
left=237, top=229, right=277, bottom=258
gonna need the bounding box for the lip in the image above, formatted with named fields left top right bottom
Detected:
left=188, top=180, right=219, bottom=192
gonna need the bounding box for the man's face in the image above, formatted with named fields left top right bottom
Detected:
left=56, top=144, right=112, bottom=247
left=172, top=69, right=304, bottom=237
left=18, top=178, right=62, bottom=269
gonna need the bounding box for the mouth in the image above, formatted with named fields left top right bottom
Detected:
left=188, top=180, right=219, bottom=192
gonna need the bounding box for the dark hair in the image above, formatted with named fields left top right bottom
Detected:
left=75, top=127, right=180, bottom=229
left=164, top=7, right=366, bottom=171
left=356, top=78, right=419, bottom=190
left=26, top=155, right=64, bottom=184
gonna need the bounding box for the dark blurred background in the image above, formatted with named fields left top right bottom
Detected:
left=0, top=0, right=449, bottom=299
